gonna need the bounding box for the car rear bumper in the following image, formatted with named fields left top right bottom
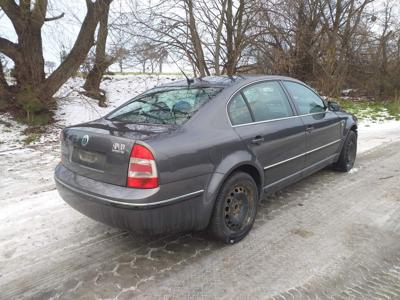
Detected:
left=55, top=164, right=208, bottom=234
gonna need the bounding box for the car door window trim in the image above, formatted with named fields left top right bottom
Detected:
left=240, top=91, right=256, bottom=122
left=263, top=138, right=342, bottom=170
left=231, top=111, right=333, bottom=128
left=226, top=79, right=332, bottom=127
left=226, top=79, right=298, bottom=127
left=241, top=81, right=294, bottom=122
left=281, top=80, right=327, bottom=115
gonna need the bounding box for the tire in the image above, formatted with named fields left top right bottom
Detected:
left=334, top=130, right=357, bottom=172
left=209, top=172, right=259, bottom=244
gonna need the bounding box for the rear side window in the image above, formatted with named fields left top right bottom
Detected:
left=283, top=81, right=325, bottom=115
left=242, top=81, right=293, bottom=122
left=228, top=94, right=253, bottom=125
left=107, top=87, right=222, bottom=125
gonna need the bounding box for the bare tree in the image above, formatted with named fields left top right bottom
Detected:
left=317, top=0, right=375, bottom=95
left=112, top=47, right=130, bottom=73
left=124, top=0, right=259, bottom=76
left=0, top=0, right=113, bottom=123
left=83, top=0, right=113, bottom=107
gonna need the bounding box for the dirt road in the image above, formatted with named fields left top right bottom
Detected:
left=1, top=137, right=399, bottom=299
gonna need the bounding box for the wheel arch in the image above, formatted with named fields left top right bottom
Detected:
left=233, top=164, right=263, bottom=194
left=201, top=155, right=264, bottom=229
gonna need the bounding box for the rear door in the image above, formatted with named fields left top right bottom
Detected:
left=282, top=81, right=342, bottom=167
left=229, top=80, right=307, bottom=187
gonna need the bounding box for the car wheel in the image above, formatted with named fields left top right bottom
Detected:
left=334, top=130, right=357, bottom=172
left=209, top=172, right=259, bottom=244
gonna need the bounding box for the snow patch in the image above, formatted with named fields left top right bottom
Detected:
left=357, top=120, right=400, bottom=154
left=0, top=114, right=27, bottom=151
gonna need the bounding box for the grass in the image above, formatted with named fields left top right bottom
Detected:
left=337, top=98, right=400, bottom=122
left=22, top=133, right=41, bottom=145
left=22, top=126, right=45, bottom=145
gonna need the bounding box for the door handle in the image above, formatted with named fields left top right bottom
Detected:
left=251, top=136, right=264, bottom=144
left=305, top=126, right=314, bottom=133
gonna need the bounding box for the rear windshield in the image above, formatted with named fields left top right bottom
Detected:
left=107, top=87, right=222, bottom=125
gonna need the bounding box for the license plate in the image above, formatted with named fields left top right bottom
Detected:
left=78, top=150, right=98, bottom=163
left=72, top=148, right=105, bottom=169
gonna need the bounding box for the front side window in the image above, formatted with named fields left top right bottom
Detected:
left=107, top=87, right=222, bottom=125
left=228, top=94, right=253, bottom=125
left=283, top=81, right=325, bottom=115
left=242, top=81, right=293, bottom=122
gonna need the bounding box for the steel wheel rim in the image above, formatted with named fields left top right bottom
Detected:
left=224, top=184, right=254, bottom=231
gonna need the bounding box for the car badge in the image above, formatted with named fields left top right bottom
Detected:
left=112, top=142, right=126, bottom=154
left=81, top=135, right=89, bottom=146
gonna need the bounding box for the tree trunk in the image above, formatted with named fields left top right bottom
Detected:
left=213, top=0, right=227, bottom=75
left=16, top=26, right=46, bottom=91
left=0, top=60, right=11, bottom=105
left=185, top=0, right=209, bottom=77
left=83, top=1, right=112, bottom=107
left=225, top=0, right=244, bottom=76
left=293, top=1, right=315, bottom=82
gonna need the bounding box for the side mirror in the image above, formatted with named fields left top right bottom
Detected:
left=328, top=101, right=341, bottom=112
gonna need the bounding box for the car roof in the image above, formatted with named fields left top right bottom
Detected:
left=156, top=75, right=300, bottom=89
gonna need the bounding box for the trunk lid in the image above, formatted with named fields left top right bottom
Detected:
left=61, top=119, right=173, bottom=186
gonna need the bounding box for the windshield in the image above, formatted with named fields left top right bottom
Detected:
left=107, top=87, right=222, bottom=125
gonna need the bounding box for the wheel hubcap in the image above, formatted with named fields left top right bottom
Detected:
left=224, top=185, right=253, bottom=231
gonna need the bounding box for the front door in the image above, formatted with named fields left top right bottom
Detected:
left=282, top=81, right=342, bottom=167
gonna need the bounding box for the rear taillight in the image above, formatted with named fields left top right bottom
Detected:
left=127, top=144, right=158, bottom=189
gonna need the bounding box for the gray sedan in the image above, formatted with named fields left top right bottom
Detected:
left=55, top=75, right=357, bottom=244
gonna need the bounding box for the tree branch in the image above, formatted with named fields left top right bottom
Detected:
left=44, top=12, right=65, bottom=22
left=0, top=37, right=20, bottom=62
left=0, top=0, right=20, bottom=17
left=31, top=0, right=48, bottom=25
left=0, top=0, right=23, bottom=32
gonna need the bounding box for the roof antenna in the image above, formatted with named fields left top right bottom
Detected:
left=170, top=55, right=194, bottom=85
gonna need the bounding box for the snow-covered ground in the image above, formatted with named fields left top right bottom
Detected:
left=358, top=120, right=400, bottom=153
